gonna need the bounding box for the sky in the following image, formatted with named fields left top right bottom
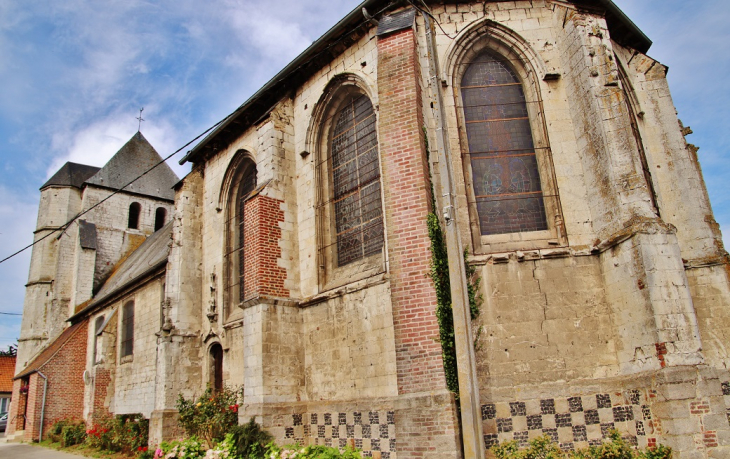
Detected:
left=0, top=0, right=728, bottom=352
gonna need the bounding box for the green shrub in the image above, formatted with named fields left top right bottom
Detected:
left=492, top=435, right=563, bottom=459
left=60, top=421, right=86, bottom=447
left=265, top=443, right=362, bottom=459
left=176, top=386, right=242, bottom=448
left=491, top=432, right=672, bottom=459
left=227, top=418, right=273, bottom=458
left=49, top=419, right=69, bottom=443
left=571, top=431, right=672, bottom=459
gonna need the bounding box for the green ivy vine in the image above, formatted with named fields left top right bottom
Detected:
left=424, top=127, right=482, bottom=398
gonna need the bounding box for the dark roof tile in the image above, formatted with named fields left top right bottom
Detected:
left=41, top=162, right=100, bottom=190
left=14, top=320, right=88, bottom=380
left=85, top=132, right=179, bottom=201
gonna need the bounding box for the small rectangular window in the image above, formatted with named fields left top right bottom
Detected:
left=121, top=301, right=134, bottom=357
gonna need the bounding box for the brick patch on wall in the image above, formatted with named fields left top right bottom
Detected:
left=243, top=194, right=289, bottom=299
left=377, top=23, right=445, bottom=396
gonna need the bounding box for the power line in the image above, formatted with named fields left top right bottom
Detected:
left=0, top=4, right=397, bottom=267
left=0, top=111, right=235, bottom=267
left=0, top=312, right=22, bottom=316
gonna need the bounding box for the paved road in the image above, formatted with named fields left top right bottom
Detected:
left=0, top=443, right=85, bottom=458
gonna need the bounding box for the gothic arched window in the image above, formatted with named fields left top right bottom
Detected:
left=224, top=157, right=257, bottom=314
left=461, top=50, right=548, bottom=235
left=329, top=94, right=383, bottom=266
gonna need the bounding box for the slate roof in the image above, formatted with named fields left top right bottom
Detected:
left=0, top=355, right=16, bottom=392
left=41, top=162, right=100, bottom=190
left=14, top=320, right=88, bottom=380
left=180, top=0, right=650, bottom=166
left=85, top=132, right=179, bottom=201
left=77, top=220, right=173, bottom=315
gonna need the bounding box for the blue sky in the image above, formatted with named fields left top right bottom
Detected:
left=0, top=0, right=728, bottom=351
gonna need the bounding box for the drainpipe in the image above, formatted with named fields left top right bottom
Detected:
left=422, top=12, right=486, bottom=459
left=37, top=371, right=48, bottom=442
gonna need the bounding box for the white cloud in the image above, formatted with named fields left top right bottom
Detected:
left=0, top=185, right=36, bottom=322
left=47, top=109, right=190, bottom=179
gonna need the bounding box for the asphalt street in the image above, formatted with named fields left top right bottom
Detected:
left=0, top=443, right=85, bottom=458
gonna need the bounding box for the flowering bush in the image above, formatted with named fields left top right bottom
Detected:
left=202, top=434, right=236, bottom=458
left=84, top=414, right=149, bottom=453
left=176, top=386, right=242, bottom=448
left=156, top=437, right=206, bottom=459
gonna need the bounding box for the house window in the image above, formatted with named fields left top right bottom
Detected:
left=224, top=157, right=257, bottom=313
left=460, top=50, right=548, bottom=235
left=121, top=301, right=134, bottom=357
left=329, top=94, right=383, bottom=266
left=154, top=207, right=167, bottom=231
left=128, top=202, right=141, bottom=229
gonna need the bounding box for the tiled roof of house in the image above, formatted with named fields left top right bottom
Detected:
left=0, top=355, right=16, bottom=392
left=14, top=320, right=88, bottom=380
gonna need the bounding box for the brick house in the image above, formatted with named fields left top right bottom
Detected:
left=10, top=1, right=730, bottom=457
left=0, top=355, right=15, bottom=414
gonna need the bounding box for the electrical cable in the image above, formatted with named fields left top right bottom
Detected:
left=0, top=112, right=235, bottom=266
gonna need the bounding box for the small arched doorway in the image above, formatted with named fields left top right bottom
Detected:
left=209, top=343, right=223, bottom=392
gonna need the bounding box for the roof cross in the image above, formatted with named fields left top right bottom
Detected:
left=136, top=108, right=145, bottom=132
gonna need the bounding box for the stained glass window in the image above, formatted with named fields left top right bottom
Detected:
left=331, top=95, right=384, bottom=266
left=461, top=50, right=548, bottom=235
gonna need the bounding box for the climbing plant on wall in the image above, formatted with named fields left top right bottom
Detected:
left=424, top=127, right=482, bottom=398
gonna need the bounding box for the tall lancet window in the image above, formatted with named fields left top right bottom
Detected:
left=225, top=158, right=257, bottom=313
left=461, top=50, right=548, bottom=235
left=330, top=94, right=383, bottom=266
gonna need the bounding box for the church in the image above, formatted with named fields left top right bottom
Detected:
left=7, top=1, right=730, bottom=458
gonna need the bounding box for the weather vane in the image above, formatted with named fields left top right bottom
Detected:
left=136, top=108, right=145, bottom=132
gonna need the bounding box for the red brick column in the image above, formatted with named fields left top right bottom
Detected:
left=377, top=27, right=446, bottom=395
left=243, top=194, right=289, bottom=300
left=6, top=379, right=25, bottom=435
left=24, top=373, right=43, bottom=442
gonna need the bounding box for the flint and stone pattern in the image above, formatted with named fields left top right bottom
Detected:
left=285, top=411, right=397, bottom=458
left=482, top=390, right=656, bottom=451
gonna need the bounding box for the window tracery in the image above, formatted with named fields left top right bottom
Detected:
left=461, top=50, right=548, bottom=235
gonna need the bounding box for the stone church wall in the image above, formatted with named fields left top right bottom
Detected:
left=112, top=277, right=165, bottom=417
left=13, top=2, right=730, bottom=458
left=80, top=186, right=173, bottom=290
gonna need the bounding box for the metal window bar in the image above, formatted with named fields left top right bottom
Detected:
left=461, top=50, right=548, bottom=235
left=330, top=96, right=383, bottom=266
